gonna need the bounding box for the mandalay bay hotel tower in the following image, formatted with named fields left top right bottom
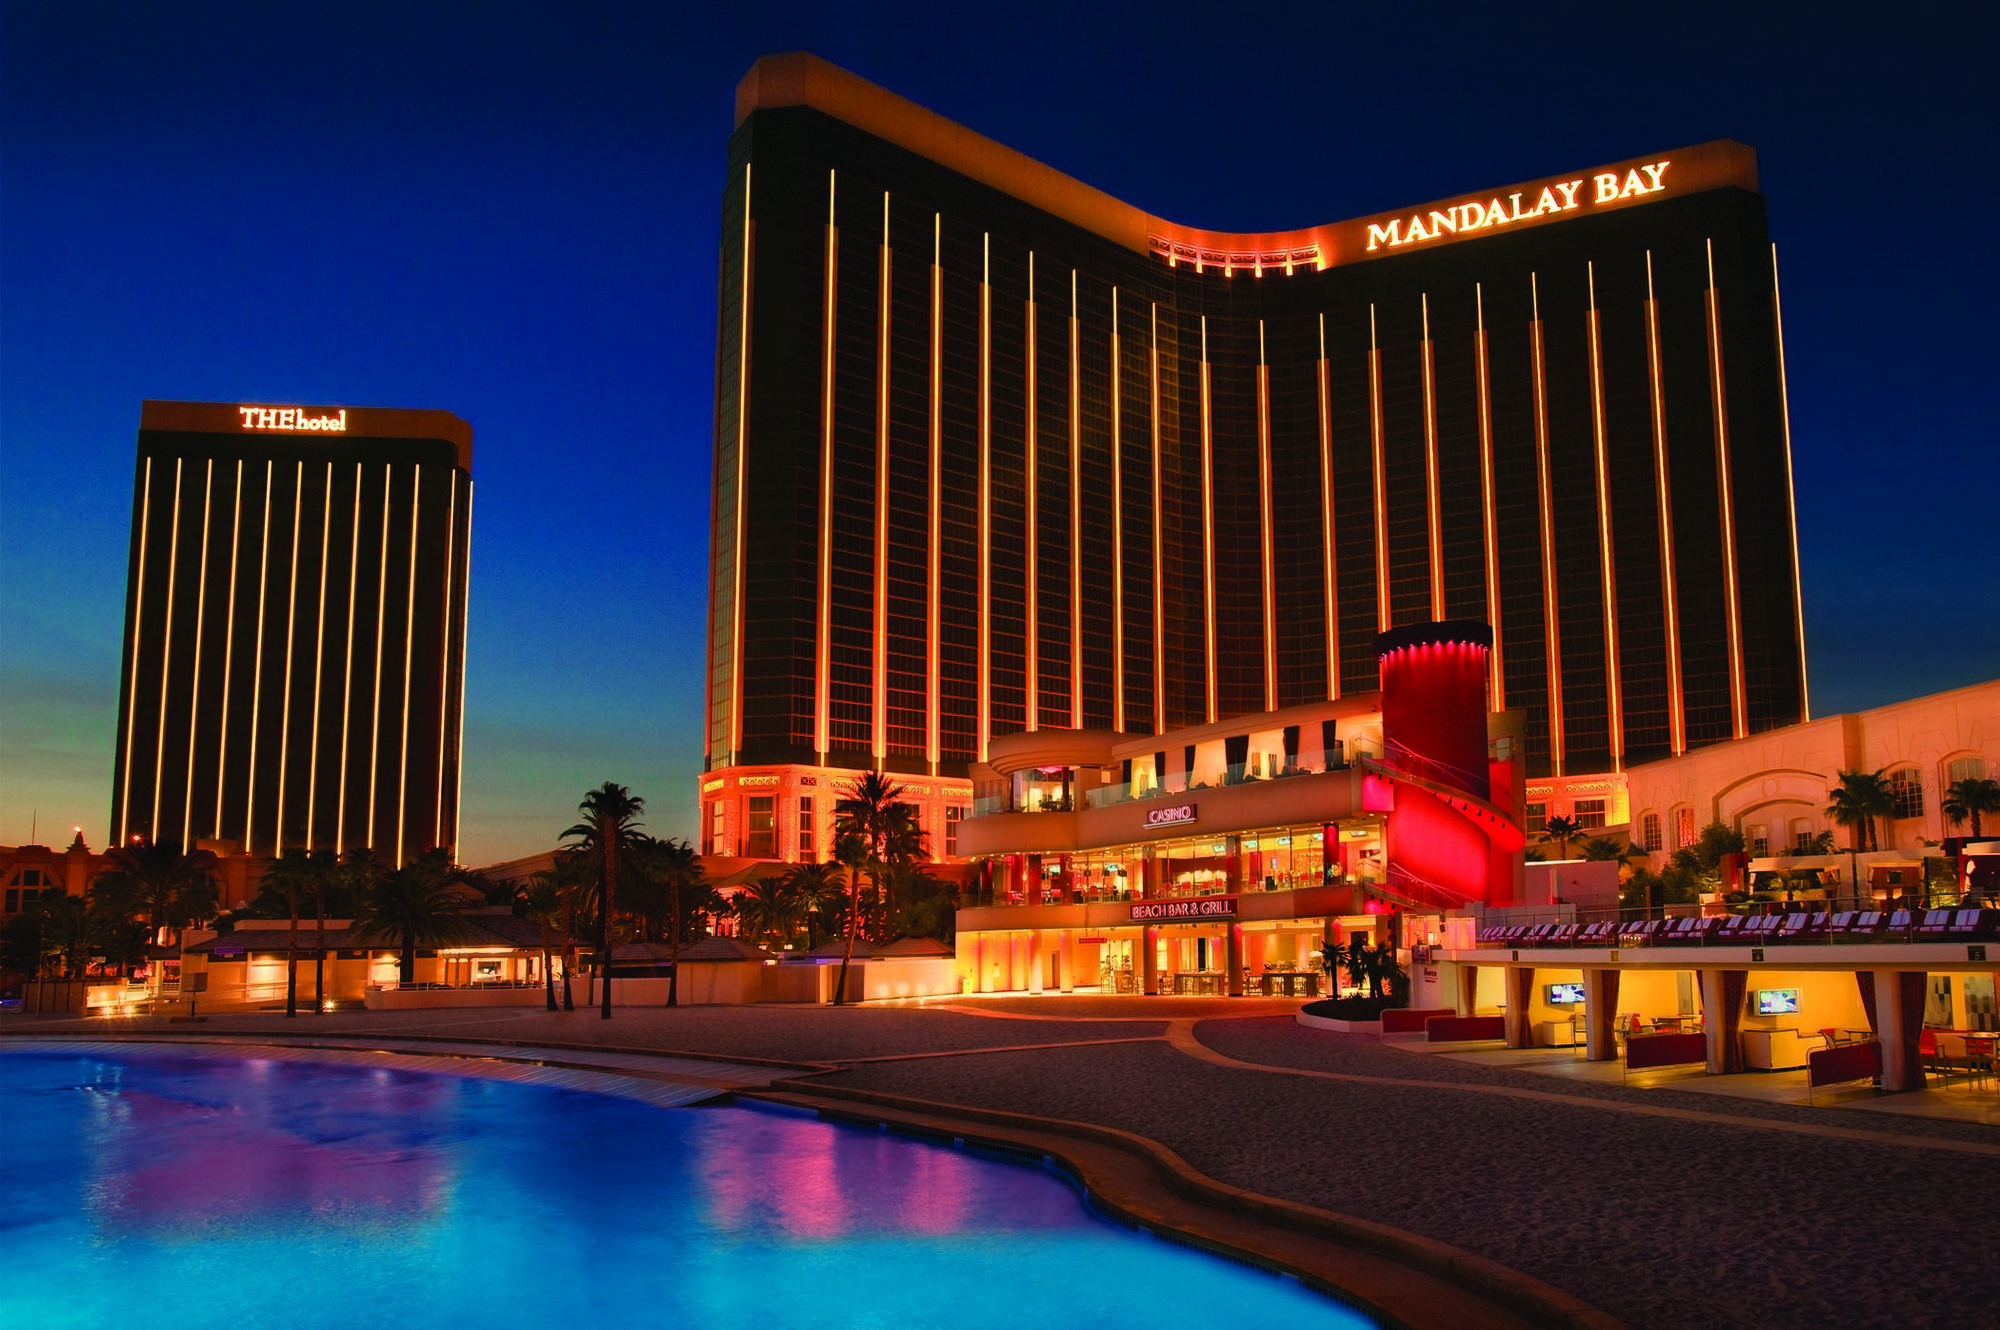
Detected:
left=701, top=54, right=1807, bottom=868
left=111, top=401, right=473, bottom=867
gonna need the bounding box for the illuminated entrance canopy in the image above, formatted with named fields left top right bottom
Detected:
left=237, top=405, right=348, bottom=433
left=1132, top=897, right=1237, bottom=922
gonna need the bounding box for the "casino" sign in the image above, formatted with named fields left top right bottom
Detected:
left=1145, top=802, right=1197, bottom=828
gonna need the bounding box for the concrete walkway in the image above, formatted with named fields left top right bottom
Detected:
left=7, top=998, right=1996, bottom=1328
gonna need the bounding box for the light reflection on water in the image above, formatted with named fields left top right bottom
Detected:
left=1, top=1047, right=1369, bottom=1329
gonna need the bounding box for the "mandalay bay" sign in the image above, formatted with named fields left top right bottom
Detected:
left=1131, top=896, right=1237, bottom=922
left=1365, top=161, right=1671, bottom=253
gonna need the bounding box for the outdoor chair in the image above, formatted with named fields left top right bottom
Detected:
left=1886, top=909, right=1916, bottom=939
left=1915, top=909, right=1953, bottom=941
left=1712, top=915, right=1750, bottom=944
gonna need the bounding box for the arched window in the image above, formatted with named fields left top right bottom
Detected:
left=1745, top=822, right=1770, bottom=857
left=1673, top=806, right=1697, bottom=849
left=1640, top=811, right=1663, bottom=853
left=1887, top=768, right=1923, bottom=821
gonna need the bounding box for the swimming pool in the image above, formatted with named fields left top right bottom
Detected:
left=1, top=1045, right=1371, bottom=1329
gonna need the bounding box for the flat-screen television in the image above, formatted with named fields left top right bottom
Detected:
left=1754, top=988, right=1801, bottom=1016
left=1546, top=982, right=1586, bottom=1006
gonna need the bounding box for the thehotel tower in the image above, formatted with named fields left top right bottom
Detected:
left=703, top=53, right=1807, bottom=860
left=111, top=401, right=473, bottom=864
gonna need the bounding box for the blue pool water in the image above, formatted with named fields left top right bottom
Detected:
left=1, top=1046, right=1370, bottom=1329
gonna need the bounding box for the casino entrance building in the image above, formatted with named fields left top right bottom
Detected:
left=955, top=624, right=1528, bottom=995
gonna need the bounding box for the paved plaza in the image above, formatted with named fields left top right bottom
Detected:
left=7, top=996, right=1995, bottom=1329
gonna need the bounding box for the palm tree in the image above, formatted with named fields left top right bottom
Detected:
left=777, top=861, right=842, bottom=948
left=732, top=875, right=794, bottom=951
left=1943, top=776, right=2000, bottom=841
left=1541, top=815, right=1582, bottom=860
left=645, top=836, right=704, bottom=1007
left=96, top=839, right=221, bottom=945
left=40, top=894, right=100, bottom=979
left=86, top=872, right=148, bottom=977
left=352, top=849, right=473, bottom=983
left=831, top=772, right=910, bottom=1006
left=516, top=871, right=566, bottom=1011
left=1825, top=769, right=1892, bottom=909
left=259, top=849, right=322, bottom=1017
left=1578, top=836, right=1627, bottom=862
left=562, top=783, right=645, bottom=1020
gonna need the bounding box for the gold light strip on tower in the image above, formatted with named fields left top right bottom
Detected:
left=181, top=460, right=214, bottom=842
left=435, top=477, right=457, bottom=846
left=816, top=170, right=837, bottom=761
left=1645, top=253, right=1686, bottom=755
left=1531, top=274, right=1564, bottom=776
left=729, top=162, right=754, bottom=762
left=1111, top=289, right=1126, bottom=733
left=1256, top=320, right=1276, bottom=711
left=246, top=462, right=274, bottom=855
left=1199, top=316, right=1217, bottom=724
left=872, top=190, right=891, bottom=764
left=1705, top=239, right=1748, bottom=739
left=452, top=482, right=473, bottom=857
left=214, top=460, right=244, bottom=837
left=1421, top=295, right=1445, bottom=620
left=1476, top=284, right=1504, bottom=708
left=367, top=472, right=392, bottom=853
left=1368, top=306, right=1389, bottom=633
left=977, top=233, right=991, bottom=761
left=1149, top=303, right=1165, bottom=732
left=928, top=214, right=942, bottom=773
left=307, top=464, right=333, bottom=846
left=397, top=468, right=422, bottom=865
left=1025, top=252, right=1039, bottom=732
left=150, top=459, right=185, bottom=841
left=1317, top=313, right=1339, bottom=701
left=275, top=462, right=304, bottom=853
left=1069, top=270, right=1082, bottom=729
left=337, top=463, right=361, bottom=854
left=119, top=458, right=154, bottom=842
left=1771, top=242, right=1810, bottom=722
left=1587, top=264, right=1624, bottom=769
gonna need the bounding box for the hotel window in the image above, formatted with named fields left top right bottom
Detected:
left=1888, top=769, right=1923, bottom=820
left=1791, top=819, right=1815, bottom=852
left=946, top=805, right=966, bottom=857
left=798, top=797, right=815, bottom=860
left=746, top=796, right=777, bottom=859
left=1946, top=755, right=1987, bottom=786
left=3, top=888, right=19, bottom=913
left=1574, top=798, right=1607, bottom=829
left=709, top=800, right=726, bottom=856
left=1674, top=807, right=1697, bottom=849
left=1746, top=823, right=1769, bottom=857
left=1525, top=803, right=1547, bottom=834
left=1641, top=812, right=1662, bottom=853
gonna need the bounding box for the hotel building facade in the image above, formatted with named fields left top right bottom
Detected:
left=703, top=53, right=1807, bottom=864
left=111, top=401, right=473, bottom=865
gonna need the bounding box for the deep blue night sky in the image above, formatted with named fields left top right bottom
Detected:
left=2, top=2, right=1993, bottom=862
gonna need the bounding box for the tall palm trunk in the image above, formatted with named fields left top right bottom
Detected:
left=285, top=891, right=300, bottom=1017
left=560, top=901, right=576, bottom=1011
left=667, top=876, right=681, bottom=1008
left=537, top=920, right=557, bottom=1011
left=833, top=866, right=861, bottom=1007
left=599, top=815, right=617, bottom=1020
left=313, top=887, right=326, bottom=1014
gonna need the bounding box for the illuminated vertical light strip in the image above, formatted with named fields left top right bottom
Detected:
left=1476, top=285, right=1504, bottom=708
left=1068, top=271, right=1081, bottom=728
left=367, top=474, right=392, bottom=852
left=1025, top=252, right=1039, bottom=732
left=1199, top=316, right=1217, bottom=724
left=815, top=170, right=837, bottom=762
left=1705, top=239, right=1748, bottom=739
left=305, top=464, right=333, bottom=846
left=1420, top=295, right=1444, bottom=619
left=927, top=214, right=942, bottom=774
left=977, top=233, right=991, bottom=761
left=872, top=191, right=890, bottom=765
left=213, top=460, right=244, bottom=837
left=451, top=482, right=473, bottom=857
left=1110, top=290, right=1126, bottom=733
left=119, top=458, right=154, bottom=842
left=180, top=460, right=214, bottom=841
left=150, top=459, right=186, bottom=841
left=1586, top=264, right=1624, bottom=769
left=1644, top=254, right=1686, bottom=754
left=1256, top=321, right=1276, bottom=711
left=1368, top=306, right=1388, bottom=633
left=1149, top=303, right=1165, bottom=732
left=275, top=462, right=305, bottom=852
left=1317, top=313, right=1339, bottom=701
left=1530, top=274, right=1564, bottom=776
left=434, top=477, right=457, bottom=845
left=396, top=468, right=422, bottom=865
left=1770, top=242, right=1810, bottom=722
left=337, top=463, right=361, bottom=854
left=729, top=162, right=753, bottom=760
left=245, top=462, right=274, bottom=855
